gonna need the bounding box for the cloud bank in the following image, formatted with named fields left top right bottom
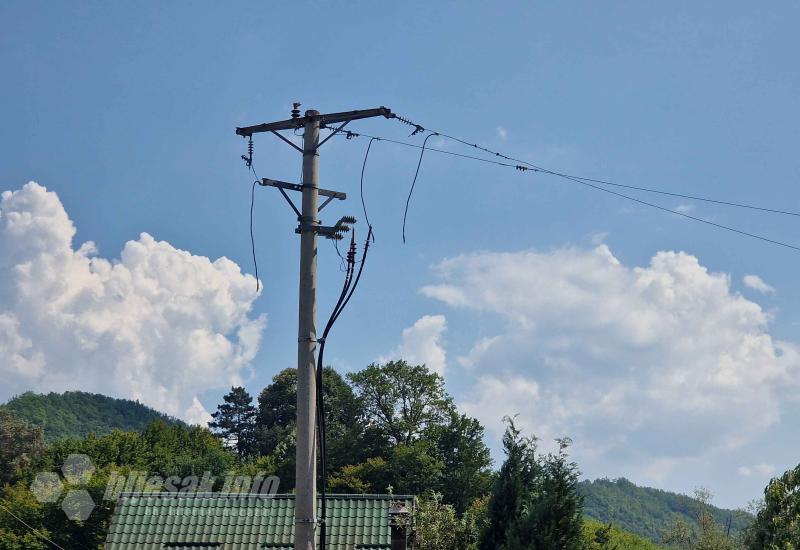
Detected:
left=0, top=182, right=265, bottom=423
left=421, top=245, right=799, bottom=480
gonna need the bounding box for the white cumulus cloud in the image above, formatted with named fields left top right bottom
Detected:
left=0, top=182, right=265, bottom=423
left=382, top=315, right=447, bottom=375
left=422, top=245, right=800, bottom=480
left=743, top=274, right=775, bottom=294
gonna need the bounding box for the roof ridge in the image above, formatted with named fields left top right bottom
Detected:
left=116, top=492, right=415, bottom=499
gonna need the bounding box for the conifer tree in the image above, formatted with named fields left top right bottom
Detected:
left=480, top=416, right=538, bottom=550
left=505, top=438, right=585, bottom=550
left=208, top=386, right=257, bottom=458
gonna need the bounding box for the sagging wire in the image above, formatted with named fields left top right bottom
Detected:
left=243, top=135, right=262, bottom=293
left=316, top=225, right=373, bottom=550
left=360, top=137, right=378, bottom=241
left=402, top=132, right=437, bottom=243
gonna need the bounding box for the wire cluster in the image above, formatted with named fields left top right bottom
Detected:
left=316, top=226, right=373, bottom=550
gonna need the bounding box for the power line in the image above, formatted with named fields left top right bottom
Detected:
left=330, top=127, right=800, bottom=253
left=555, top=171, right=800, bottom=252
left=336, top=129, right=527, bottom=169
left=0, top=502, right=67, bottom=550
left=390, top=113, right=800, bottom=218
left=555, top=173, right=800, bottom=218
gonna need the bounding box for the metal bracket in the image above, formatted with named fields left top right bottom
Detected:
left=275, top=186, right=301, bottom=219
left=270, top=130, right=303, bottom=153
left=294, top=224, right=349, bottom=239
left=260, top=178, right=346, bottom=219
left=261, top=179, right=346, bottom=201
left=318, top=195, right=336, bottom=212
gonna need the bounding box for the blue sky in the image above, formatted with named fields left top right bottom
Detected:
left=2, top=2, right=800, bottom=508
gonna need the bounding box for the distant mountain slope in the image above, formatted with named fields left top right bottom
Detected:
left=580, top=478, right=752, bottom=544
left=2, top=391, right=183, bottom=440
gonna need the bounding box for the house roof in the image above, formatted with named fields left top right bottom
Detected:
left=104, top=493, right=415, bottom=550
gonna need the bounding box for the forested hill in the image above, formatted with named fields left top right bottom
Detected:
left=580, top=478, right=752, bottom=544
left=1, top=391, right=182, bottom=441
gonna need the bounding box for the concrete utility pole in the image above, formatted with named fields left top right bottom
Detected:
left=236, top=106, right=393, bottom=550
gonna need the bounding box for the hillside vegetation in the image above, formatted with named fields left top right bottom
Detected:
left=1, top=391, right=182, bottom=441
left=583, top=518, right=664, bottom=549
left=581, top=478, right=752, bottom=544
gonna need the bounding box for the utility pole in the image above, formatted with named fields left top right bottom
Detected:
left=236, top=105, right=393, bottom=550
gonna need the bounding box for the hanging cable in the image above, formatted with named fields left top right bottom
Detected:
left=250, top=178, right=261, bottom=293
left=402, top=132, right=437, bottom=243
left=316, top=226, right=373, bottom=550
left=360, top=137, right=378, bottom=241
left=317, top=234, right=355, bottom=550
left=242, top=136, right=262, bottom=293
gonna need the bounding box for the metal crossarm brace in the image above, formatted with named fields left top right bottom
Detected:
left=271, top=131, right=303, bottom=153
left=260, top=178, right=346, bottom=200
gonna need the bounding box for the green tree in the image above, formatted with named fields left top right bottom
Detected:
left=426, top=410, right=493, bottom=513
left=414, top=492, right=462, bottom=550
left=257, top=367, right=363, bottom=485
left=209, top=386, right=257, bottom=458
left=480, top=417, right=539, bottom=550
left=328, top=442, right=443, bottom=496
left=0, top=408, right=46, bottom=485
left=413, top=492, right=489, bottom=550
left=256, top=369, right=297, bottom=457
left=744, top=464, right=800, bottom=549
left=347, top=361, right=455, bottom=449
left=506, top=438, right=585, bottom=550
left=663, top=489, right=741, bottom=550
left=583, top=518, right=664, bottom=549
left=0, top=482, right=49, bottom=550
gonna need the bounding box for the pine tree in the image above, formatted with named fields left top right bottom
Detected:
left=208, top=386, right=257, bottom=458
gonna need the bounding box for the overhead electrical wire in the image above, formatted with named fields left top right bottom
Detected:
left=391, top=114, right=800, bottom=217
left=554, top=171, right=800, bottom=252
left=328, top=125, right=800, bottom=253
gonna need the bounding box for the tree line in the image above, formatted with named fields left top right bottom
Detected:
left=0, top=360, right=798, bottom=548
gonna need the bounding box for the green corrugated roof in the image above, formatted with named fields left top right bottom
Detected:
left=104, top=493, right=414, bottom=550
